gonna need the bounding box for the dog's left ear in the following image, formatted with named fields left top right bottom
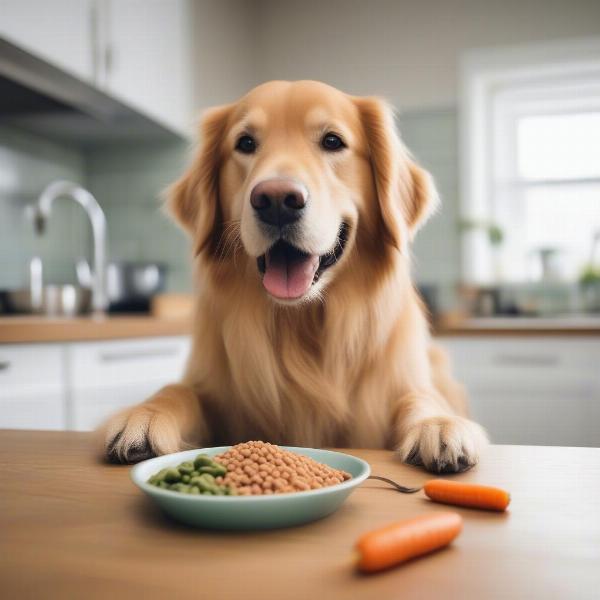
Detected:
left=355, top=96, right=439, bottom=249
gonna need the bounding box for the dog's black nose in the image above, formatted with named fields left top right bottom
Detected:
left=250, top=179, right=307, bottom=226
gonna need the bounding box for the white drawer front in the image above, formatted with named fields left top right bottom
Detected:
left=71, top=381, right=164, bottom=431
left=68, top=336, right=191, bottom=388
left=0, top=391, right=65, bottom=430
left=438, top=336, right=600, bottom=447
left=0, top=344, right=64, bottom=394
left=440, top=337, right=600, bottom=391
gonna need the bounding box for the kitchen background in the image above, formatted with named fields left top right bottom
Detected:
left=1, top=0, right=599, bottom=444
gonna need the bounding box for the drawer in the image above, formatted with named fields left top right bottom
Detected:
left=68, top=336, right=191, bottom=389
left=440, top=337, right=600, bottom=371
left=0, top=391, right=65, bottom=430
left=439, top=337, right=600, bottom=390
left=71, top=381, right=163, bottom=431
left=468, top=389, right=600, bottom=447
left=0, top=343, right=64, bottom=394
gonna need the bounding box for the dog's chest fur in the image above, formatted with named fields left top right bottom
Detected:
left=190, top=289, right=400, bottom=449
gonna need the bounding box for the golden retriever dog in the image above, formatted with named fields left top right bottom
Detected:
left=100, top=80, right=487, bottom=473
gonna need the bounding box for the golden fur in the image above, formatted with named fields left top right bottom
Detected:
left=100, top=81, right=487, bottom=473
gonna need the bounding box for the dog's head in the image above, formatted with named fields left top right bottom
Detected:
left=170, top=80, right=437, bottom=304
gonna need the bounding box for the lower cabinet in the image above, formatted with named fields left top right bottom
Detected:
left=0, top=344, right=66, bottom=430
left=0, top=336, right=190, bottom=431
left=437, top=336, right=600, bottom=447
left=3, top=334, right=599, bottom=446
left=68, top=337, right=191, bottom=431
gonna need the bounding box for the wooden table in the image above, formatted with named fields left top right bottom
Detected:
left=1, top=431, right=598, bottom=599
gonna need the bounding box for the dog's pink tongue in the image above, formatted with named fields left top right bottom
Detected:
left=263, top=249, right=319, bottom=299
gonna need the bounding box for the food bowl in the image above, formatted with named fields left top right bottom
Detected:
left=131, top=446, right=370, bottom=530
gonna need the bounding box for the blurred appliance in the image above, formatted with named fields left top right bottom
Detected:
left=2, top=285, right=92, bottom=316
left=105, top=261, right=167, bottom=313
left=0, top=257, right=92, bottom=316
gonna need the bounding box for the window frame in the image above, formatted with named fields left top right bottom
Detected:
left=459, top=37, right=600, bottom=284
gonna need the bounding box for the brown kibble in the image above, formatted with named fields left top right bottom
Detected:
left=214, top=441, right=352, bottom=496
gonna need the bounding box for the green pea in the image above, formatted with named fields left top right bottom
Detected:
left=199, top=465, right=227, bottom=477
left=163, top=468, right=181, bottom=483
left=178, top=461, right=195, bottom=475
left=190, top=486, right=200, bottom=495
left=192, top=475, right=221, bottom=494
left=171, top=483, right=191, bottom=493
left=153, top=468, right=169, bottom=482
left=193, top=454, right=215, bottom=468
left=191, top=470, right=200, bottom=477
left=158, top=481, right=169, bottom=489
left=181, top=474, right=191, bottom=484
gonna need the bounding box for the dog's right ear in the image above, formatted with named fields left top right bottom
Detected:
left=168, top=103, right=233, bottom=256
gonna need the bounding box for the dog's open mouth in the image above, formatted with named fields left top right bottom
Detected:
left=257, top=223, right=349, bottom=300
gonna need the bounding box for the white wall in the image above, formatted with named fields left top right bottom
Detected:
left=253, top=0, right=600, bottom=109
left=190, top=0, right=258, bottom=114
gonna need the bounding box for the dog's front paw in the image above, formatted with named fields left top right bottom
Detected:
left=397, top=416, right=488, bottom=474
left=98, top=405, right=182, bottom=464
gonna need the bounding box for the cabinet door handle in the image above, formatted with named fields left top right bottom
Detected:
left=0, top=361, right=10, bottom=371
left=99, top=348, right=180, bottom=362
left=493, top=354, right=559, bottom=367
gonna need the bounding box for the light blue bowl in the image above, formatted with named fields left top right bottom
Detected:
left=131, top=446, right=370, bottom=530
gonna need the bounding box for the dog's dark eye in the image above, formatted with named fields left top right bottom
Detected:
left=235, top=135, right=257, bottom=154
left=321, top=132, right=346, bottom=151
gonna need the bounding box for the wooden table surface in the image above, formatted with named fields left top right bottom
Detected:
left=1, top=431, right=598, bottom=599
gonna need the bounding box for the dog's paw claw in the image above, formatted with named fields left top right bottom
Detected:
left=397, top=415, right=488, bottom=474
left=99, top=406, right=181, bottom=465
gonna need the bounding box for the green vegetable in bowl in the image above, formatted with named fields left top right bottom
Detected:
left=148, top=454, right=235, bottom=495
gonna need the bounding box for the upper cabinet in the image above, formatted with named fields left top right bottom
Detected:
left=0, top=0, right=193, bottom=138
left=98, top=0, right=193, bottom=136
left=0, top=0, right=96, bottom=82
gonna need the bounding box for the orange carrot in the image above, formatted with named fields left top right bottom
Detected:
left=424, top=479, right=511, bottom=512
left=355, top=512, right=463, bottom=573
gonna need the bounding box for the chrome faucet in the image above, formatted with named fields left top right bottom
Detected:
left=35, top=181, right=108, bottom=313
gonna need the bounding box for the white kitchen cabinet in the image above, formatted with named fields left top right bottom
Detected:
left=0, top=0, right=193, bottom=137
left=67, top=336, right=191, bottom=431
left=100, top=0, right=193, bottom=136
left=438, top=336, right=600, bottom=447
left=0, top=0, right=95, bottom=82
left=0, top=344, right=66, bottom=430
left=0, top=336, right=190, bottom=431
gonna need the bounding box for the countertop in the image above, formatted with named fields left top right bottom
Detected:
left=0, top=315, right=192, bottom=343
left=434, top=315, right=600, bottom=336
left=1, top=430, right=598, bottom=599
left=1, top=313, right=599, bottom=344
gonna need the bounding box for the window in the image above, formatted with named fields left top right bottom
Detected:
left=460, top=38, right=600, bottom=284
